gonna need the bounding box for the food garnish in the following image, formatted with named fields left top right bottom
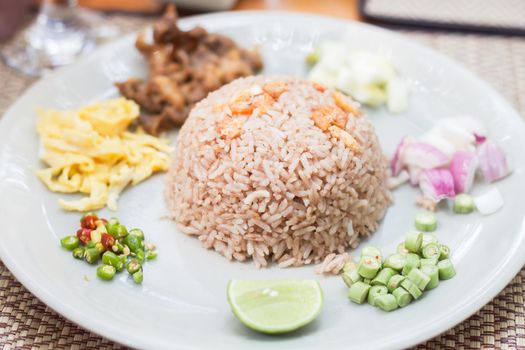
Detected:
left=390, top=116, right=509, bottom=214
left=473, top=188, right=505, bottom=215
left=59, top=212, right=157, bottom=284
left=307, top=40, right=408, bottom=113
left=116, top=6, right=262, bottom=135
left=36, top=98, right=171, bottom=211
left=452, top=193, right=475, bottom=214
left=227, top=279, right=323, bottom=334
left=414, top=211, right=438, bottom=232
left=342, top=214, right=456, bottom=311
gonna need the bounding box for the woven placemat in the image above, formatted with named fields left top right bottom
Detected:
left=1, top=14, right=525, bottom=349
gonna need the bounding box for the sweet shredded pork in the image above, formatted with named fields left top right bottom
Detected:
left=116, top=6, right=263, bottom=134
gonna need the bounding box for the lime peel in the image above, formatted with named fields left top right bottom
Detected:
left=227, top=279, right=323, bottom=334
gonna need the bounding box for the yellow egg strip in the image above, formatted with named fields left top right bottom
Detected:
left=36, top=98, right=172, bottom=212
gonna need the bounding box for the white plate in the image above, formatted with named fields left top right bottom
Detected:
left=1, top=12, right=525, bottom=350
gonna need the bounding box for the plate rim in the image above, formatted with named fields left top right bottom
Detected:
left=1, top=10, right=524, bottom=349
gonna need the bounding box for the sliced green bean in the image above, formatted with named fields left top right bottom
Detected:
left=384, top=253, right=406, bottom=271
left=422, top=243, right=441, bottom=259
left=406, top=267, right=431, bottom=290
left=342, top=269, right=362, bottom=288
left=135, top=249, right=145, bottom=263
left=375, top=293, right=398, bottom=312
left=387, top=274, right=405, bottom=293
left=360, top=246, right=382, bottom=262
left=392, top=287, right=412, bottom=307
left=102, top=251, right=124, bottom=271
left=371, top=267, right=395, bottom=286
left=420, top=257, right=438, bottom=266
left=439, top=245, right=450, bottom=260
left=397, top=243, right=409, bottom=255
left=357, top=256, right=381, bottom=279
left=404, top=231, right=423, bottom=253
left=415, top=211, right=437, bottom=232
left=60, top=236, right=80, bottom=251
left=108, top=224, right=128, bottom=239
left=402, top=253, right=420, bottom=276
left=367, top=285, right=388, bottom=306
left=437, top=259, right=456, bottom=280
left=453, top=194, right=475, bottom=214
left=422, top=234, right=439, bottom=247
left=97, top=264, right=116, bottom=281
left=348, top=281, right=371, bottom=304
left=420, top=264, right=439, bottom=290
left=401, top=279, right=422, bottom=299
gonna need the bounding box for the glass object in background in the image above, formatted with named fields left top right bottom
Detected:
left=1, top=0, right=94, bottom=77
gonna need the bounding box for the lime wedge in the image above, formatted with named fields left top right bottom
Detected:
left=227, top=279, right=323, bottom=334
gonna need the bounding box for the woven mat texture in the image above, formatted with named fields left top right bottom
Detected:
left=1, top=13, right=525, bottom=350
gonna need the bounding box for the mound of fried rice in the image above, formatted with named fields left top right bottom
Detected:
left=166, top=76, right=391, bottom=274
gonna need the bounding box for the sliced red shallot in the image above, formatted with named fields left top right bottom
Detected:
left=473, top=188, right=504, bottom=215
left=402, top=142, right=449, bottom=170
left=387, top=170, right=410, bottom=189
left=449, top=151, right=478, bottom=193
left=418, top=169, right=455, bottom=202
left=477, top=141, right=510, bottom=182
left=390, top=136, right=413, bottom=176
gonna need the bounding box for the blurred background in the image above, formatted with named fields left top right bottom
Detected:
left=1, top=0, right=523, bottom=77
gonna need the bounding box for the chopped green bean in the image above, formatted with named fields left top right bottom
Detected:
left=348, top=281, right=371, bottom=304
left=420, top=264, right=439, bottom=290
left=360, top=246, right=382, bottom=262
left=421, top=243, right=441, bottom=259
left=357, top=256, right=381, bottom=279
left=132, top=269, right=144, bottom=284
left=404, top=231, right=423, bottom=253
left=420, top=257, right=438, bottom=266
left=392, top=287, right=412, bottom=307
left=397, top=243, right=409, bottom=255
left=343, top=261, right=358, bottom=273
left=384, top=253, right=406, bottom=271
left=126, top=259, right=141, bottom=275
left=367, top=285, right=388, bottom=306
left=437, top=259, right=456, bottom=280
left=97, top=264, right=116, bottom=281
left=375, top=294, right=398, bottom=311
left=371, top=267, right=395, bottom=286
left=439, top=245, right=450, bottom=260
left=387, top=274, right=405, bottom=292
left=406, top=268, right=431, bottom=290
left=415, top=211, right=437, bottom=232
left=422, top=234, right=439, bottom=247
left=342, top=269, right=362, bottom=287
left=72, top=247, right=84, bottom=259
left=363, top=278, right=372, bottom=284
left=400, top=279, right=422, bottom=299
left=402, top=253, right=420, bottom=276
left=60, top=236, right=80, bottom=251
left=84, top=247, right=101, bottom=264
left=453, top=194, right=475, bottom=214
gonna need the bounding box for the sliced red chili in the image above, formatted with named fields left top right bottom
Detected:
left=101, top=233, right=115, bottom=250
left=76, top=228, right=92, bottom=245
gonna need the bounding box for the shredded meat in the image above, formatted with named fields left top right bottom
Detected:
left=116, top=6, right=263, bottom=135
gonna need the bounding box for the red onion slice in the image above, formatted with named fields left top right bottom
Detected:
left=477, top=141, right=510, bottom=182
left=418, top=168, right=456, bottom=202
left=449, top=151, right=478, bottom=193
left=402, top=142, right=449, bottom=170
left=390, top=136, right=413, bottom=176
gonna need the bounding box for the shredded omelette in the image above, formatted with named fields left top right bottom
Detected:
left=36, top=98, right=172, bottom=211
